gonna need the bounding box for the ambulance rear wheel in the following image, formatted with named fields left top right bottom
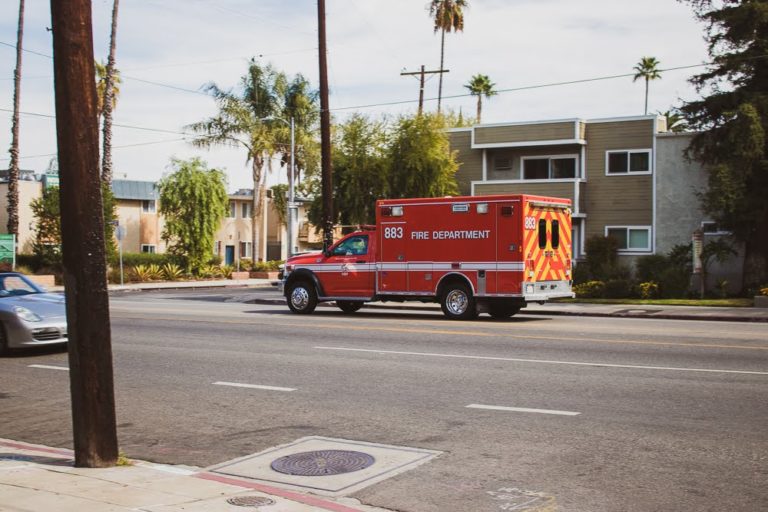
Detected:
left=336, top=301, right=363, bottom=313
left=488, top=301, right=521, bottom=319
left=441, top=283, right=477, bottom=320
left=287, top=281, right=317, bottom=314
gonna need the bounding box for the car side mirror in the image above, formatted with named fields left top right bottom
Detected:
left=323, top=249, right=332, bottom=258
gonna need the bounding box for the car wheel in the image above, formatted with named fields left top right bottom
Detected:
left=287, top=281, right=317, bottom=314
left=336, top=301, right=363, bottom=313
left=440, top=283, right=477, bottom=320
left=488, top=300, right=521, bottom=319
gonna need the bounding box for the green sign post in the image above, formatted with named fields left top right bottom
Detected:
left=0, top=234, right=16, bottom=269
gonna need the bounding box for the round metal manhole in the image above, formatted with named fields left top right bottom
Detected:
left=226, top=496, right=276, bottom=508
left=270, top=450, right=375, bottom=476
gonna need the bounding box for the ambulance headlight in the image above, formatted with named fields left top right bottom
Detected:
left=476, top=203, right=488, bottom=214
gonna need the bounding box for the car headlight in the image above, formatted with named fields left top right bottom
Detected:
left=14, top=306, right=42, bottom=322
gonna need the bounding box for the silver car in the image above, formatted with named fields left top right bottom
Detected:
left=0, top=272, right=67, bottom=354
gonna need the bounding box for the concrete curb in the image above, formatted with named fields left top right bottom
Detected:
left=247, top=298, right=768, bottom=323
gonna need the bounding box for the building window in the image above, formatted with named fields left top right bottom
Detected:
left=701, top=220, right=731, bottom=235
left=606, top=226, right=651, bottom=251
left=214, top=241, right=221, bottom=255
left=606, top=150, right=651, bottom=174
left=241, top=202, right=252, bottom=219
left=239, top=241, right=252, bottom=258
left=142, top=200, right=156, bottom=213
left=522, top=156, right=577, bottom=180
left=228, top=201, right=236, bottom=218
left=141, top=244, right=156, bottom=254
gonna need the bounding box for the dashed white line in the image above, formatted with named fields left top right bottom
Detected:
left=467, top=404, right=581, bottom=416
left=315, top=346, right=768, bottom=376
left=28, top=364, right=69, bottom=371
left=213, top=381, right=296, bottom=392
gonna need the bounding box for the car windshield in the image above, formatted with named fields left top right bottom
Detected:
left=0, top=274, right=43, bottom=298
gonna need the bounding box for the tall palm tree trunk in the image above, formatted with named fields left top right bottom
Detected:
left=251, top=159, right=264, bottom=262
left=476, top=96, right=482, bottom=124
left=7, top=0, right=25, bottom=241
left=644, top=77, right=649, bottom=115
left=437, top=28, right=445, bottom=114
left=101, top=0, right=120, bottom=184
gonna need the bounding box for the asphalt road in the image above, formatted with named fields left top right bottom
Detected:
left=1, top=288, right=767, bottom=512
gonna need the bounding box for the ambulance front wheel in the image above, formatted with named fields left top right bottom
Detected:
left=440, top=283, right=477, bottom=320
left=336, top=301, right=363, bottom=313
left=287, top=281, right=317, bottom=314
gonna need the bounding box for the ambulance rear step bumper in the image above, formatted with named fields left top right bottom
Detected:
left=522, top=280, right=574, bottom=301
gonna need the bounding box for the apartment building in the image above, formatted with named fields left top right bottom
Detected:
left=448, top=114, right=744, bottom=288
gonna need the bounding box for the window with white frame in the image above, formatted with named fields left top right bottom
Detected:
left=239, top=241, right=252, bottom=258
left=140, top=244, right=156, bottom=254
left=142, top=200, right=156, bottom=213
left=606, top=150, right=651, bottom=174
left=241, top=202, right=252, bottom=219
left=228, top=201, right=236, bottom=218
left=522, top=156, right=577, bottom=180
left=214, top=241, right=221, bottom=255
left=701, top=220, right=731, bottom=235
left=606, top=226, right=651, bottom=251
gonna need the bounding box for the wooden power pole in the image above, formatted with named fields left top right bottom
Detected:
left=318, top=0, right=334, bottom=251
left=49, top=0, right=119, bottom=468
left=401, top=65, right=448, bottom=116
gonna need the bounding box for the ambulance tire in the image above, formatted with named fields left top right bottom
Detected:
left=287, top=280, right=317, bottom=314
left=440, top=283, right=478, bottom=320
left=336, top=301, right=363, bottom=314
left=488, top=301, right=521, bottom=319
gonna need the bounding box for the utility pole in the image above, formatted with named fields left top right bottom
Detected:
left=318, top=0, right=333, bottom=251
left=50, top=0, right=119, bottom=468
left=400, top=65, right=448, bottom=116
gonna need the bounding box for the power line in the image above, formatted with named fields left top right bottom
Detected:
left=0, top=137, right=197, bottom=162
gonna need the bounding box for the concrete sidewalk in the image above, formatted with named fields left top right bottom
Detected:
left=0, top=439, right=388, bottom=512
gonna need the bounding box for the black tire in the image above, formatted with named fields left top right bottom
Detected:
left=440, top=283, right=477, bottom=320
left=336, top=301, right=363, bottom=313
left=286, top=281, right=317, bottom=314
left=488, top=300, right=521, bottom=319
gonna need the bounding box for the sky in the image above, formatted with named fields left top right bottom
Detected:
left=0, top=0, right=710, bottom=192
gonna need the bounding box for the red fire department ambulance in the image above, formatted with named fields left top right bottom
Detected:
left=281, top=194, right=574, bottom=320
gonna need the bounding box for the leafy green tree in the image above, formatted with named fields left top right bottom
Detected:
left=388, top=113, right=459, bottom=198
left=680, top=0, right=768, bottom=286
left=332, top=114, right=390, bottom=226
left=95, top=61, right=121, bottom=120
left=429, top=0, right=468, bottom=112
left=633, top=56, right=662, bottom=115
left=464, top=73, right=497, bottom=124
left=30, top=185, right=117, bottom=267
left=270, top=184, right=288, bottom=226
left=188, top=60, right=318, bottom=261
left=158, top=158, right=228, bottom=272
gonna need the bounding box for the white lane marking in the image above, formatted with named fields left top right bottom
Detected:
left=315, top=346, right=768, bottom=376
left=213, top=381, right=296, bottom=392
left=28, top=364, right=69, bottom=371
left=467, top=404, right=581, bottom=416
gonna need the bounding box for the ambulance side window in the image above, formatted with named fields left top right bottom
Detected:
left=538, top=219, right=547, bottom=249
left=333, top=235, right=368, bottom=256
left=551, top=220, right=560, bottom=249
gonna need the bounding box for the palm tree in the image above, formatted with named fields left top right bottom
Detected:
left=100, top=0, right=120, bottom=184
left=187, top=61, right=283, bottom=262
left=464, top=74, right=497, bottom=124
left=658, top=109, right=687, bottom=133
left=7, top=0, right=24, bottom=241
left=95, top=61, right=121, bottom=118
left=633, top=56, right=661, bottom=115
left=429, top=0, right=467, bottom=113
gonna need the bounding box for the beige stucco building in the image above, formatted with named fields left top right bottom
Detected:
left=0, top=173, right=44, bottom=254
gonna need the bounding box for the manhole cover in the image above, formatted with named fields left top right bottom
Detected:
left=226, top=496, right=275, bottom=507
left=270, top=450, right=375, bottom=476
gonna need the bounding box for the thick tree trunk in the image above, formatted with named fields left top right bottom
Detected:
left=251, top=158, right=263, bottom=262
left=100, top=0, right=119, bottom=184
left=50, top=0, right=118, bottom=468
left=476, top=95, right=482, bottom=124
left=7, top=0, right=24, bottom=239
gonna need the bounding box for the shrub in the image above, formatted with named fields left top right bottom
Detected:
left=146, top=264, right=163, bottom=281
left=197, top=264, right=222, bottom=279
left=238, top=258, right=253, bottom=271
left=132, top=264, right=152, bottom=282
left=635, top=255, right=669, bottom=284
left=252, top=260, right=283, bottom=272
left=760, top=286, right=768, bottom=296
left=573, top=280, right=605, bottom=298
left=111, top=252, right=174, bottom=268
left=637, top=281, right=660, bottom=299
left=603, top=279, right=635, bottom=299
left=162, top=263, right=184, bottom=281
left=220, top=265, right=234, bottom=279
